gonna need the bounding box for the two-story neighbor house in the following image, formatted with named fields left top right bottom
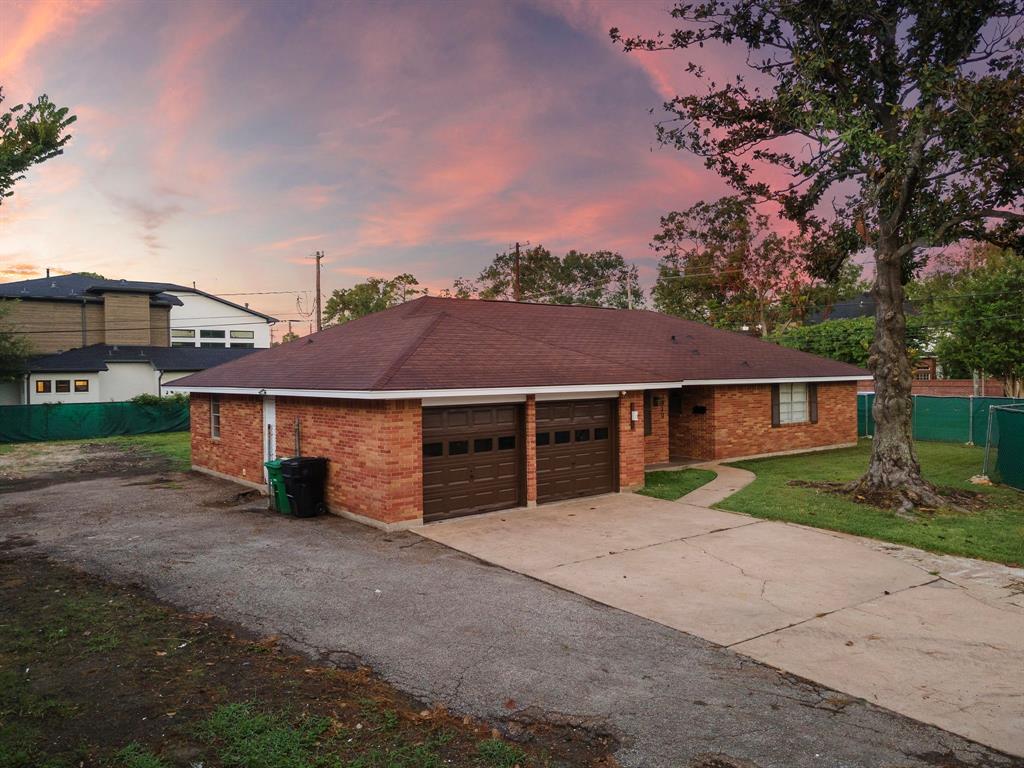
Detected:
left=0, top=274, right=277, bottom=405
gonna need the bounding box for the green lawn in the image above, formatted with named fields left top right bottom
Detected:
left=107, top=431, right=191, bottom=470
left=639, top=468, right=717, bottom=501
left=718, top=440, right=1024, bottom=566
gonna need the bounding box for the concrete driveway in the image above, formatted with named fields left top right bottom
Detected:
left=417, top=468, right=1024, bottom=758
left=4, top=464, right=1020, bottom=768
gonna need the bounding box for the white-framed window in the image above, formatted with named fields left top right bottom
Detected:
left=778, top=383, right=808, bottom=424
left=74, top=379, right=89, bottom=393
left=211, top=394, right=221, bottom=438
left=230, top=330, right=254, bottom=339
left=200, top=329, right=226, bottom=339
left=171, top=329, right=196, bottom=338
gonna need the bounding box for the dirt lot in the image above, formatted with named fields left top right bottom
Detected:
left=0, top=439, right=176, bottom=493
left=0, top=553, right=613, bottom=768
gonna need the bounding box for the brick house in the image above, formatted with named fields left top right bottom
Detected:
left=169, top=298, right=868, bottom=528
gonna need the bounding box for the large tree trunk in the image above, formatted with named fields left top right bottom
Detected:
left=849, top=240, right=947, bottom=509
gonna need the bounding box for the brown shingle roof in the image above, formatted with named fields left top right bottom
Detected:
left=170, top=297, right=868, bottom=392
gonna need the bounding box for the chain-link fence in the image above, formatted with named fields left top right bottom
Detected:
left=983, top=404, right=1024, bottom=491
left=857, top=393, right=1024, bottom=445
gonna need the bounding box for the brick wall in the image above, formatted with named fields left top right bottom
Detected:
left=274, top=397, right=422, bottom=526
left=618, top=391, right=646, bottom=490
left=711, top=382, right=857, bottom=459
left=190, top=394, right=264, bottom=485
left=859, top=378, right=1004, bottom=397
left=643, top=389, right=670, bottom=464
left=669, top=386, right=715, bottom=460
left=524, top=395, right=537, bottom=504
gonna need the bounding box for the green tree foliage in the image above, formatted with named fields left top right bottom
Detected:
left=613, top=2, right=1024, bottom=504
left=321, top=274, right=424, bottom=325
left=652, top=197, right=816, bottom=337
left=921, top=250, right=1024, bottom=397
left=773, top=317, right=928, bottom=368
left=75, top=271, right=106, bottom=280
left=0, top=300, right=32, bottom=382
left=0, top=88, right=76, bottom=202
left=454, top=245, right=643, bottom=308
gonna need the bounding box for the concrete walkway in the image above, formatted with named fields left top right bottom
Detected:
left=418, top=466, right=1024, bottom=757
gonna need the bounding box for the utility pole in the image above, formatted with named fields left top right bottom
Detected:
left=314, top=250, right=324, bottom=332
left=513, top=241, right=521, bottom=302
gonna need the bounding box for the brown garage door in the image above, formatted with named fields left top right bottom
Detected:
left=536, top=399, right=615, bottom=503
left=422, top=404, right=521, bottom=522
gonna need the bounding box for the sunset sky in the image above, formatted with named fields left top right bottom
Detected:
left=0, top=0, right=740, bottom=330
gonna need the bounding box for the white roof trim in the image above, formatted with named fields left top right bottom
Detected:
left=164, top=382, right=684, bottom=399
left=165, top=376, right=868, bottom=399
left=681, top=375, right=872, bottom=385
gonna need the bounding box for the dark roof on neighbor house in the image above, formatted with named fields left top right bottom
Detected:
left=0, top=274, right=185, bottom=306
left=0, top=275, right=278, bottom=322
left=806, top=291, right=915, bottom=324
left=28, top=344, right=258, bottom=374
left=170, top=297, right=868, bottom=393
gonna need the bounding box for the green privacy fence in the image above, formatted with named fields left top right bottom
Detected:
left=857, top=393, right=1024, bottom=445
left=984, top=405, right=1024, bottom=491
left=0, top=401, right=189, bottom=443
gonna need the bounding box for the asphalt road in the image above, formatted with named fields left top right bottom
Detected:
left=0, top=471, right=1017, bottom=768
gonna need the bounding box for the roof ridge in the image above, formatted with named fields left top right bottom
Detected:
left=371, top=311, right=449, bottom=389
left=443, top=312, right=670, bottom=382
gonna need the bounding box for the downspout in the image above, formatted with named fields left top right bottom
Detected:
left=158, top=370, right=164, bottom=397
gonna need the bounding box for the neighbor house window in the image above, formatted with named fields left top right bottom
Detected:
left=230, top=342, right=255, bottom=348
left=230, top=330, right=254, bottom=339
left=772, top=383, right=818, bottom=426
left=55, top=380, right=71, bottom=393
left=200, top=342, right=226, bottom=348
left=74, top=380, right=89, bottom=393
left=35, top=380, right=51, bottom=393
left=211, top=395, right=221, bottom=438
left=172, top=341, right=195, bottom=348
left=200, top=330, right=226, bottom=339
left=171, top=329, right=196, bottom=338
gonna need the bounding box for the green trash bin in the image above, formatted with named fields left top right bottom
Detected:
left=264, top=458, right=291, bottom=514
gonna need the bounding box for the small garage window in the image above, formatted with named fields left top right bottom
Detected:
left=449, top=440, right=469, bottom=456
left=554, top=430, right=571, bottom=444
left=594, top=427, right=609, bottom=440
left=35, top=380, right=51, bottom=393
left=575, top=429, right=590, bottom=442
left=498, top=435, right=516, bottom=450
left=474, top=438, right=493, bottom=453
left=211, top=395, right=221, bottom=438
left=74, top=380, right=89, bottom=392
left=55, top=380, right=71, bottom=393
left=535, top=432, right=550, bottom=446
left=423, top=442, right=443, bottom=458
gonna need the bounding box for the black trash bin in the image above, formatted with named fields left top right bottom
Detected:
left=279, top=457, right=328, bottom=518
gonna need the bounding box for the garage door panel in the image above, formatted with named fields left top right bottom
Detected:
left=423, top=405, right=522, bottom=522
left=536, top=399, right=615, bottom=504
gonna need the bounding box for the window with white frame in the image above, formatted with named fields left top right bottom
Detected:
left=778, top=383, right=808, bottom=424
left=211, top=395, right=221, bottom=438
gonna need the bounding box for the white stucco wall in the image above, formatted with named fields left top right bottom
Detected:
left=28, top=372, right=102, bottom=404
left=99, top=363, right=160, bottom=401
left=0, top=379, right=23, bottom=405
left=167, top=291, right=273, bottom=348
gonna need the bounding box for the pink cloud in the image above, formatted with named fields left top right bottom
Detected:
left=0, top=0, right=102, bottom=90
